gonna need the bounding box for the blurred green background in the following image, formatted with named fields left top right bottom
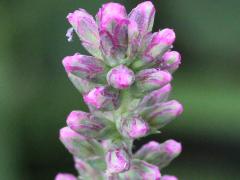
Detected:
left=1, top=0, right=240, bottom=179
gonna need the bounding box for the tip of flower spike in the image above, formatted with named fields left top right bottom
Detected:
left=55, top=173, right=77, bottom=180
left=164, top=139, right=182, bottom=156
left=97, top=2, right=127, bottom=22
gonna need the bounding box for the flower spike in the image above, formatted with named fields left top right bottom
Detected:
left=58, top=1, right=184, bottom=179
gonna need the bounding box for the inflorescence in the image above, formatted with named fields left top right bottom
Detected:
left=56, top=1, right=183, bottom=180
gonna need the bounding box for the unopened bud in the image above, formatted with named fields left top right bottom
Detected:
left=132, top=28, right=176, bottom=69
left=83, top=86, right=119, bottom=110
left=135, top=139, right=182, bottom=169
left=136, top=69, right=172, bottom=92
left=120, top=160, right=161, bottom=180
left=107, top=65, right=135, bottom=89
left=67, top=9, right=101, bottom=58
left=139, top=84, right=172, bottom=109
left=145, top=100, right=183, bottom=128
left=62, top=53, right=104, bottom=79
left=120, top=115, right=149, bottom=139
left=59, top=127, right=103, bottom=158
left=161, top=51, right=181, bottom=73
left=66, top=111, right=104, bottom=138
left=129, top=1, right=155, bottom=36
left=106, top=148, right=130, bottom=174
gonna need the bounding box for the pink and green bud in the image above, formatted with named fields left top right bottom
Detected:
left=136, top=69, right=172, bottom=92
left=145, top=100, right=183, bottom=128
left=55, top=173, right=77, bottom=180
left=161, top=175, right=178, bottom=180
left=143, top=29, right=175, bottom=62
left=139, top=84, right=172, bottom=109
left=155, top=28, right=176, bottom=46
left=97, top=3, right=129, bottom=66
left=134, top=141, right=161, bottom=159
left=83, top=86, right=119, bottom=110
left=160, top=51, right=181, bottom=73
left=120, top=160, right=161, bottom=180
left=67, top=9, right=101, bottom=58
left=107, top=65, right=135, bottom=89
left=59, top=127, right=102, bottom=158
left=135, top=140, right=182, bottom=169
left=97, top=3, right=127, bottom=31
left=127, top=20, right=140, bottom=60
left=120, top=115, right=149, bottom=139
left=66, top=111, right=104, bottom=138
left=132, top=29, right=176, bottom=69
left=74, top=157, right=102, bottom=178
left=158, top=140, right=182, bottom=169
left=138, top=161, right=161, bottom=180
left=106, top=148, right=130, bottom=174
left=129, top=1, right=155, bottom=36
left=62, top=53, right=104, bottom=79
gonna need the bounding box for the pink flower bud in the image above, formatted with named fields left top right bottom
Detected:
left=67, top=9, right=101, bottom=58
left=106, top=148, right=130, bottom=174
left=59, top=127, right=102, bottom=158
left=146, top=100, right=183, bottom=128
left=62, top=53, right=104, bottom=79
left=99, top=21, right=129, bottom=66
left=134, top=141, right=161, bottom=159
left=66, top=111, right=104, bottom=138
left=144, top=29, right=175, bottom=61
left=73, top=157, right=102, bottom=177
left=97, top=3, right=127, bottom=30
left=139, top=84, right=172, bottom=108
left=132, top=29, right=176, bottom=69
left=135, top=139, right=182, bottom=169
left=127, top=20, right=140, bottom=59
left=83, top=86, right=119, bottom=110
left=120, top=116, right=149, bottom=139
left=55, top=173, right=77, bottom=180
left=140, top=161, right=161, bottom=180
left=161, top=175, right=178, bottom=180
left=107, top=65, right=135, bottom=89
left=120, top=160, right=161, bottom=180
left=136, top=69, right=172, bottom=92
left=161, top=51, right=181, bottom=73
left=97, top=3, right=129, bottom=66
left=129, top=1, right=155, bottom=36
left=164, top=139, right=182, bottom=157
left=154, top=28, right=176, bottom=46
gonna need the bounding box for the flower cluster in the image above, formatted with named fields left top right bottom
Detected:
left=56, top=1, right=183, bottom=180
